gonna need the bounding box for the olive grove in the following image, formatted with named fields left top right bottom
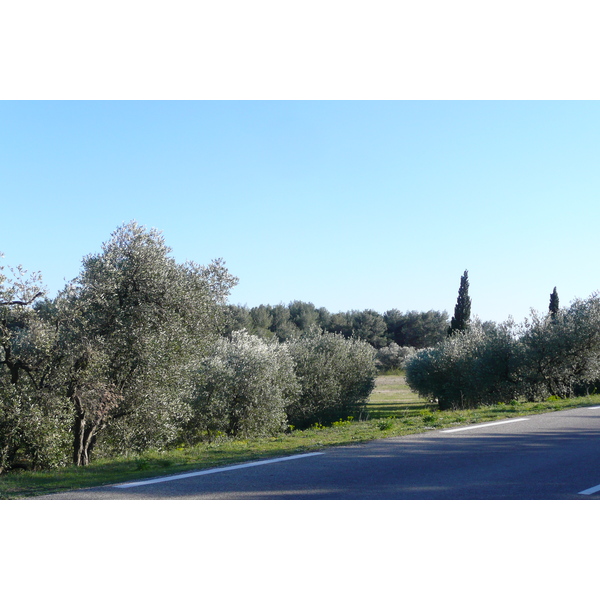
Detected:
left=0, top=223, right=239, bottom=469
left=0, top=223, right=380, bottom=472
left=184, top=329, right=378, bottom=438
left=405, top=294, right=600, bottom=410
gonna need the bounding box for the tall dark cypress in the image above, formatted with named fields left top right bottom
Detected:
left=549, top=286, right=559, bottom=319
left=448, top=270, right=471, bottom=335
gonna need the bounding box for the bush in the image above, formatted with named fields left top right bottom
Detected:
left=186, top=331, right=299, bottom=439
left=286, top=330, right=377, bottom=428
left=406, top=295, right=600, bottom=410
left=518, top=295, right=600, bottom=399
left=405, top=320, right=521, bottom=410
left=0, top=386, right=72, bottom=472
left=375, top=343, right=416, bottom=372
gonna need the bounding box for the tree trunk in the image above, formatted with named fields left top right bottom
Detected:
left=70, top=383, right=120, bottom=466
left=73, top=415, right=99, bottom=466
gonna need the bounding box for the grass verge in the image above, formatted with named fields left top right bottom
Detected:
left=2, top=376, right=599, bottom=499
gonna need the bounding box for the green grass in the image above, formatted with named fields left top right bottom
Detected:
left=2, top=375, right=599, bottom=499
left=367, top=374, right=423, bottom=418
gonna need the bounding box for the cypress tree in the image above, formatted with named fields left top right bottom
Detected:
left=549, top=286, right=559, bottom=319
left=448, top=269, right=471, bottom=336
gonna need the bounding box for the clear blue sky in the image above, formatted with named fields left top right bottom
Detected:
left=2, top=100, right=600, bottom=324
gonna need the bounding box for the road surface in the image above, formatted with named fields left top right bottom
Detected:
left=36, top=405, right=600, bottom=500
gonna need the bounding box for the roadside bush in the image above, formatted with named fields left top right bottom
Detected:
left=0, top=264, right=72, bottom=472
left=97, top=386, right=194, bottom=457
left=286, top=330, right=377, bottom=428
left=185, top=331, right=299, bottom=439
left=0, top=384, right=72, bottom=473
left=405, top=320, right=521, bottom=410
left=406, top=295, right=600, bottom=410
left=518, top=295, right=600, bottom=399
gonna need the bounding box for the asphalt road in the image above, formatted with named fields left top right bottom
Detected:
left=36, top=405, right=600, bottom=500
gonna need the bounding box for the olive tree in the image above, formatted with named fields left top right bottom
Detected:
left=186, top=331, right=299, bottom=439
left=285, top=329, right=377, bottom=428
left=375, top=342, right=416, bottom=372
left=406, top=294, right=600, bottom=409
left=0, top=260, right=70, bottom=472
left=405, top=320, right=522, bottom=410
left=57, top=222, right=238, bottom=465
left=518, top=295, right=600, bottom=399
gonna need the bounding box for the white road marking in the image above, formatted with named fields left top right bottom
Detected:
left=442, top=418, right=529, bottom=433
left=113, top=452, right=325, bottom=488
left=578, top=483, right=600, bottom=495
left=587, top=406, right=600, bottom=410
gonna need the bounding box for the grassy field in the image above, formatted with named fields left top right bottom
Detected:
left=2, top=374, right=599, bottom=499
left=367, top=374, right=424, bottom=417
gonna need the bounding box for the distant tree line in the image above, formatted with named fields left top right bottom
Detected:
left=224, top=302, right=450, bottom=352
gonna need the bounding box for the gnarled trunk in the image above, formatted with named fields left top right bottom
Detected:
left=73, top=415, right=99, bottom=466
left=71, top=383, right=121, bottom=466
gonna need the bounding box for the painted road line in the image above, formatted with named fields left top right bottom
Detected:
left=578, top=483, right=600, bottom=495
left=442, top=418, right=529, bottom=433
left=113, top=452, right=325, bottom=488
left=587, top=406, right=600, bottom=410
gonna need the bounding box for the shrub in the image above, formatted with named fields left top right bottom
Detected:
left=0, top=387, right=72, bottom=472
left=186, top=331, right=299, bottom=439
left=285, top=329, right=377, bottom=428
left=375, top=343, right=416, bottom=372
left=406, top=296, right=600, bottom=410
left=405, top=320, right=521, bottom=410
left=517, top=296, right=600, bottom=399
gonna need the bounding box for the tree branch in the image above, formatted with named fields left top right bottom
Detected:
left=0, top=292, right=43, bottom=307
